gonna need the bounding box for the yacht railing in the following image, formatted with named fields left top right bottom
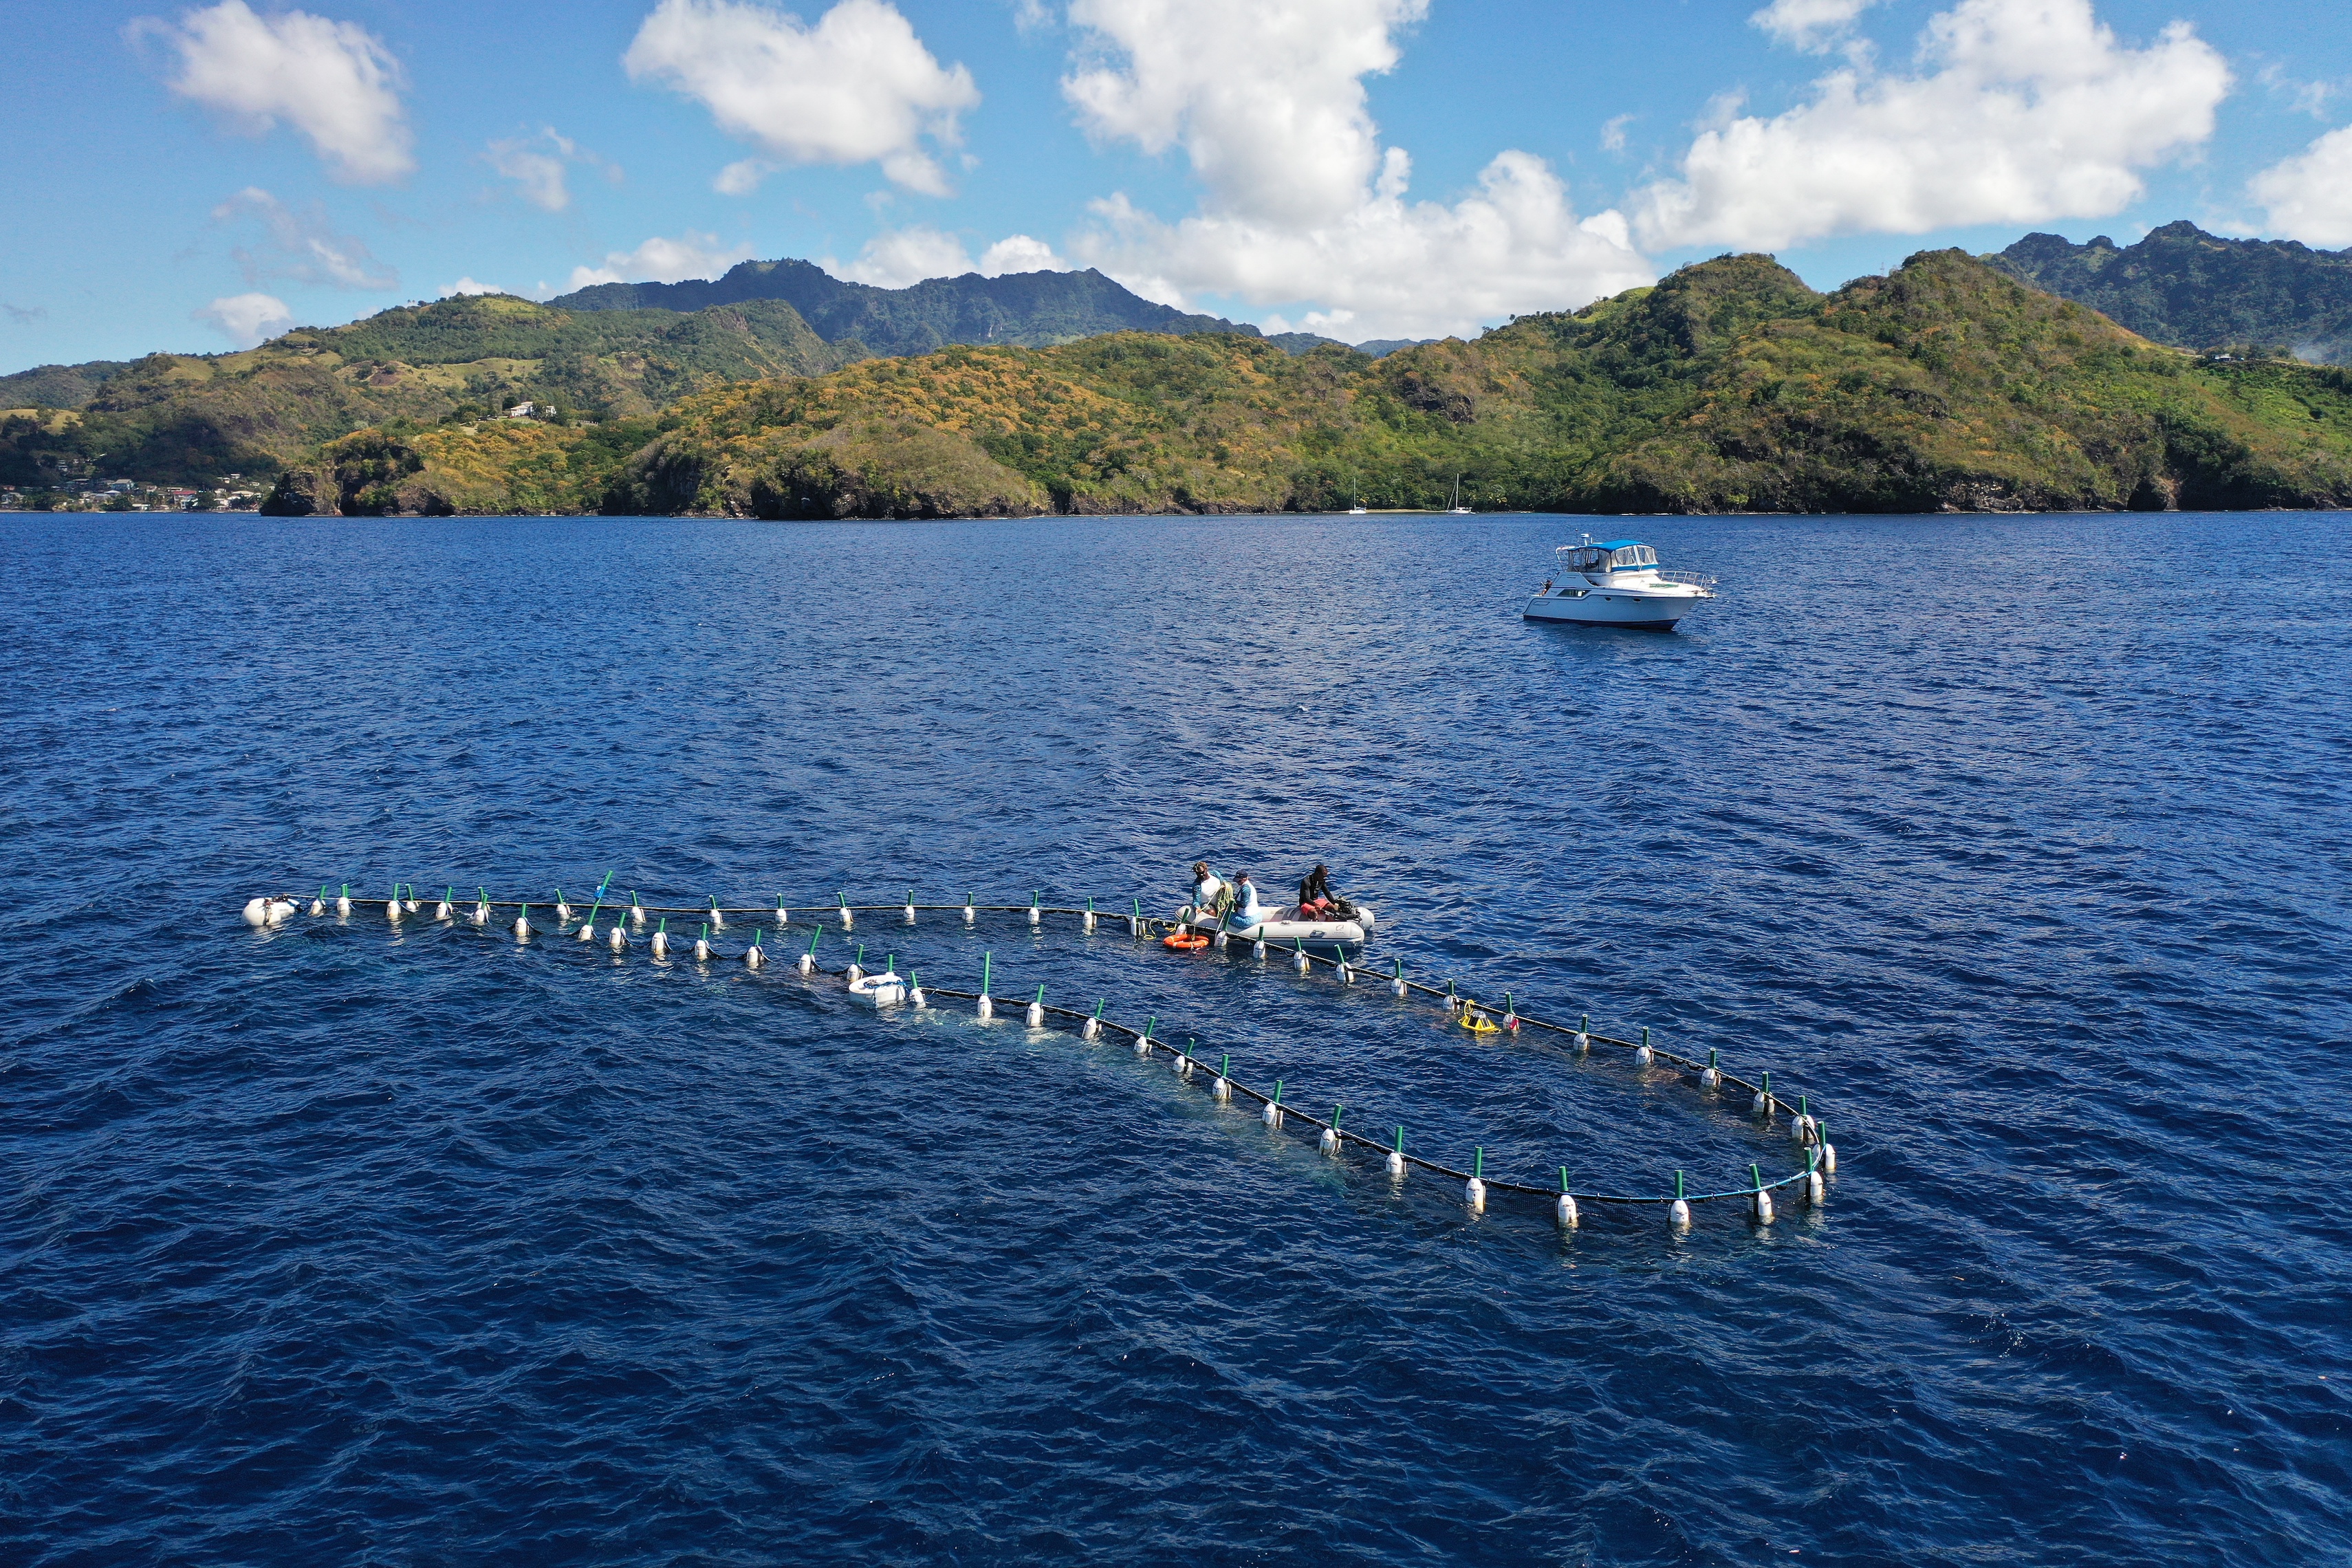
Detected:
left=1655, top=569, right=1717, bottom=588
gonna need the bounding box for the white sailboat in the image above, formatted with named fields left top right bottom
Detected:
left=1347, top=472, right=1367, bottom=514
left=1448, top=476, right=1471, bottom=514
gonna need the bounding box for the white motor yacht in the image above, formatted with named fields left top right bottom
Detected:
left=1522, top=536, right=1716, bottom=631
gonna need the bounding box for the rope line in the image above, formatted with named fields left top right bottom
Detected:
left=261, top=891, right=1837, bottom=1214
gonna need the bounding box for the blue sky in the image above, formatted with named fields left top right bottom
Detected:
left=4, top=0, right=2351, bottom=372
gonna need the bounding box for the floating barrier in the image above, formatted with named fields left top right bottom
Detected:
left=246, top=881, right=1840, bottom=1229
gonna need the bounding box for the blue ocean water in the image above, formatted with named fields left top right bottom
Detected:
left=3, top=509, right=2348, bottom=1566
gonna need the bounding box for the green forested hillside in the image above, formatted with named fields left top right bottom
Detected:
left=1989, top=221, right=2352, bottom=363
left=0, top=294, right=857, bottom=486
left=259, top=250, right=2352, bottom=518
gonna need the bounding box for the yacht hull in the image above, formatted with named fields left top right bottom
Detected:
left=1522, top=592, right=1691, bottom=630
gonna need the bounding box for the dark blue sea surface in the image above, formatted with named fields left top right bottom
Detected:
left=3, top=510, right=2349, bottom=1565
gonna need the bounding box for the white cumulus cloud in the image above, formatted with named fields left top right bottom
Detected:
left=486, top=128, right=618, bottom=213
left=2250, top=124, right=2352, bottom=248
left=196, top=292, right=294, bottom=347
left=140, top=0, right=413, bottom=184
left=438, top=277, right=509, bottom=297
left=212, top=186, right=397, bottom=290
left=567, top=231, right=756, bottom=289
left=827, top=227, right=1068, bottom=287
left=1633, top=0, right=2232, bottom=254
left=623, top=0, right=979, bottom=195
left=1751, top=0, right=1884, bottom=51
left=1058, top=0, right=1651, bottom=342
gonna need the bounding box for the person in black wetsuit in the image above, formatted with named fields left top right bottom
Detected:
left=1297, top=863, right=1333, bottom=915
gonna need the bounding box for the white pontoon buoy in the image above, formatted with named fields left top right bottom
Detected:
left=977, top=952, right=993, bottom=1018
left=1334, top=948, right=1352, bottom=985
left=1082, top=1000, right=1103, bottom=1040
left=555, top=891, right=571, bottom=923
left=1212, top=926, right=1228, bottom=950
left=1501, top=992, right=1518, bottom=1032
left=651, top=917, right=669, bottom=958
left=1466, top=1148, right=1487, bottom=1213
left=435, top=886, right=453, bottom=921
left=845, top=941, right=866, bottom=985
left=1635, top=1026, right=1654, bottom=1067
left=336, top=884, right=352, bottom=917
left=1669, top=1170, right=1691, bottom=1231
left=1025, top=985, right=1045, bottom=1029
left=1805, top=1148, right=1826, bottom=1208
left=514, top=904, right=533, bottom=939
left=837, top=891, right=853, bottom=930
left=1556, top=1170, right=1580, bottom=1230
left=309, top=886, right=327, bottom=917
left=1082, top=897, right=1096, bottom=933
left=908, top=972, right=926, bottom=1008
left=1574, top=1014, right=1590, bottom=1056
left=1175, top=1038, right=1195, bottom=1077
left=745, top=928, right=766, bottom=969
left=1818, top=1122, right=1838, bottom=1175
left=1319, top=1104, right=1344, bottom=1155
left=1387, top=1126, right=1407, bottom=1179
left=795, top=929, right=817, bottom=975
left=403, top=885, right=419, bottom=913
left=243, top=897, right=271, bottom=926
left=576, top=904, right=598, bottom=941
left=1134, top=1016, right=1156, bottom=1057
left=707, top=897, right=723, bottom=930
left=1028, top=891, right=1041, bottom=927
left=386, top=886, right=403, bottom=923
left=1699, top=1047, right=1720, bottom=1090
left=631, top=893, right=646, bottom=928
left=964, top=893, right=977, bottom=926
left=609, top=919, right=627, bottom=952
left=1792, top=1095, right=1818, bottom=1146
left=1752, top=1072, right=1775, bottom=1120
left=693, top=923, right=710, bottom=963
left=1212, top=1054, right=1232, bottom=1102
left=1390, top=959, right=1406, bottom=998
left=904, top=889, right=917, bottom=924
left=1749, top=1164, right=1775, bottom=1226
left=1128, top=900, right=1142, bottom=938
left=775, top=895, right=789, bottom=928
left=1292, top=939, right=1309, bottom=974
left=1252, top=939, right=1266, bottom=960
left=473, top=888, right=490, bottom=926
left=1262, top=1080, right=1285, bottom=1129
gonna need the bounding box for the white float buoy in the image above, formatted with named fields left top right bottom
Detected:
left=1750, top=1165, right=1775, bottom=1226
left=309, top=887, right=327, bottom=917
left=1818, top=1123, right=1837, bottom=1175
left=707, top=898, right=723, bottom=930
left=1292, top=942, right=1309, bottom=974
left=846, top=961, right=864, bottom=984
left=964, top=893, right=977, bottom=926
left=632, top=895, right=646, bottom=928
left=473, top=889, right=490, bottom=925
left=336, top=885, right=352, bottom=917
left=1212, top=929, right=1228, bottom=950
left=1805, top=1164, right=1825, bottom=1207
left=909, top=974, right=926, bottom=1007
left=745, top=928, right=766, bottom=969
left=651, top=920, right=669, bottom=957
left=514, top=906, right=533, bottom=939
left=435, top=889, right=452, bottom=920
left=1556, top=1173, right=1580, bottom=1230
left=403, top=889, right=418, bottom=913
left=1212, top=1075, right=1232, bottom=1102
left=904, top=889, right=917, bottom=924
left=1635, top=1026, right=1654, bottom=1067
left=693, top=927, right=711, bottom=962
left=1752, top=1072, right=1775, bottom=1119
left=1670, top=1170, right=1691, bottom=1230
left=1574, top=1014, right=1590, bottom=1055
left=609, top=922, right=627, bottom=952
left=1336, top=954, right=1353, bottom=985
left=243, top=897, right=270, bottom=926
left=1252, top=939, right=1267, bottom=960
left=1083, top=900, right=1097, bottom=933
left=576, top=912, right=597, bottom=941
left=1792, top=1096, right=1818, bottom=1146
left=1263, top=1082, right=1285, bottom=1128
left=1386, top=1129, right=1407, bottom=1179
left=1318, top=1125, right=1340, bottom=1155
left=556, top=893, right=571, bottom=922
left=977, top=952, right=993, bottom=1017
left=1699, top=1048, right=1720, bottom=1091
left=387, top=889, right=402, bottom=923
left=1389, top=961, right=1406, bottom=998
left=1028, top=891, right=1041, bottom=927
left=774, top=899, right=788, bottom=928
left=1024, top=985, right=1045, bottom=1028
left=1133, top=1017, right=1155, bottom=1056
left=838, top=893, right=853, bottom=930
left=1082, top=1002, right=1103, bottom=1040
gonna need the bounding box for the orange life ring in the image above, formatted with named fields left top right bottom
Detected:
left=1163, top=930, right=1211, bottom=950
